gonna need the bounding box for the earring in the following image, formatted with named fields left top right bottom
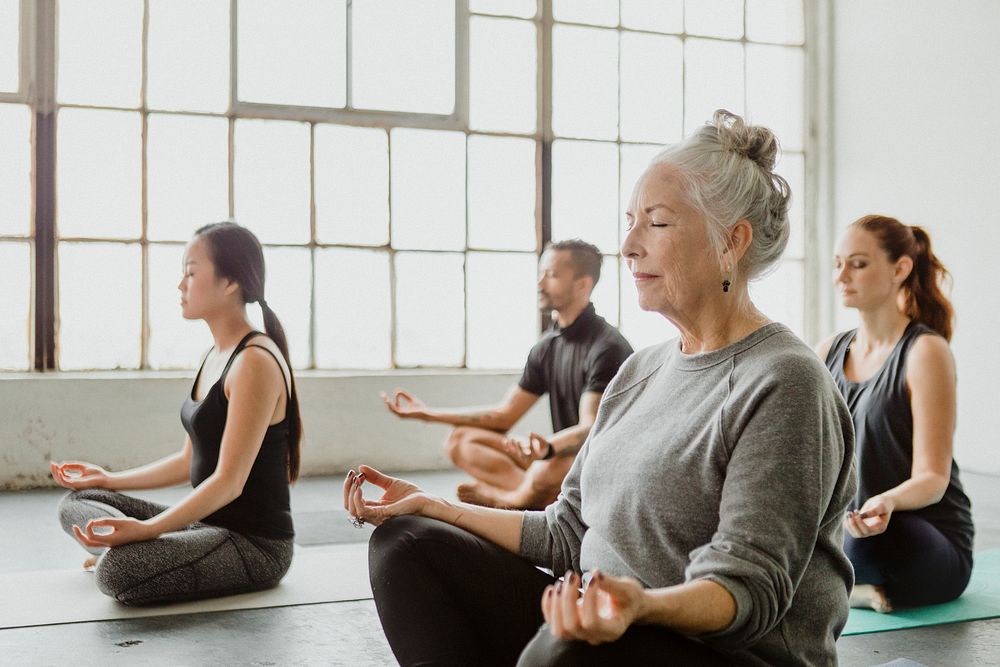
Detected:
left=722, top=279, right=731, bottom=293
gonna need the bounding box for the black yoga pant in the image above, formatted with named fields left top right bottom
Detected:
left=58, top=489, right=293, bottom=606
left=845, top=511, right=972, bottom=607
left=368, top=515, right=732, bottom=666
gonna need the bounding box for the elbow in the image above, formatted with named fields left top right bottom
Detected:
left=926, top=473, right=950, bottom=505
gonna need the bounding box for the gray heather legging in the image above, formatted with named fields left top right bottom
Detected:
left=58, top=489, right=293, bottom=606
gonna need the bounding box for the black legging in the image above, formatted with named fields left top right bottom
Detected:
left=845, top=512, right=972, bottom=607
left=368, top=515, right=732, bottom=666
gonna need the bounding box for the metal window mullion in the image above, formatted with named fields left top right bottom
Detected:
left=454, top=0, right=470, bottom=125
left=308, top=122, right=317, bottom=369
left=139, top=0, right=150, bottom=369
left=32, top=0, right=56, bottom=371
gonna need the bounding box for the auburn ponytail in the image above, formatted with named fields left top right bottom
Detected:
left=852, top=215, right=954, bottom=341
left=195, top=222, right=304, bottom=483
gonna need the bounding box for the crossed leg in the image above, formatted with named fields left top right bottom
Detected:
left=457, top=456, right=574, bottom=510
left=444, top=426, right=528, bottom=491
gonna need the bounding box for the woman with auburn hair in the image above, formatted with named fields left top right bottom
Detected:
left=818, top=215, right=974, bottom=612
left=52, top=222, right=302, bottom=605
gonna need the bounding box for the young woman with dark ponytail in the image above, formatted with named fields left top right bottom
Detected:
left=817, top=215, right=974, bottom=613
left=51, top=222, right=302, bottom=605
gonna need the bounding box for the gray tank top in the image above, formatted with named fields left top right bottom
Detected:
left=826, top=320, right=973, bottom=553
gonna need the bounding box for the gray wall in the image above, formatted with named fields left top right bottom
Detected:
left=0, top=371, right=552, bottom=489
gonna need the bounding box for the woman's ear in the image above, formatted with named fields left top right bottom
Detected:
left=894, top=255, right=914, bottom=285
left=723, top=219, right=754, bottom=264
left=223, top=279, right=241, bottom=298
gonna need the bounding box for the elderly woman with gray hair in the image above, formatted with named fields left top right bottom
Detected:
left=344, top=110, right=856, bottom=666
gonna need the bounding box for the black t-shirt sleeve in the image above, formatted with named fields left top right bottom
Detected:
left=518, top=341, right=547, bottom=396
left=583, top=338, right=633, bottom=395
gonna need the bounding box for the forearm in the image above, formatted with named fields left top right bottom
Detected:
left=422, top=496, right=524, bottom=553
left=422, top=406, right=514, bottom=431
left=880, top=471, right=950, bottom=511
left=143, top=473, right=238, bottom=536
left=107, top=450, right=191, bottom=491
left=637, top=579, right=737, bottom=636
left=548, top=423, right=591, bottom=458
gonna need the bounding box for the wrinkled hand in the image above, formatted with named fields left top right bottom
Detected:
left=50, top=460, right=112, bottom=490
left=72, top=517, right=156, bottom=548
left=344, top=465, right=436, bottom=527
left=503, top=432, right=552, bottom=467
left=845, top=495, right=894, bottom=538
left=380, top=389, right=429, bottom=420
left=542, top=570, right=647, bottom=646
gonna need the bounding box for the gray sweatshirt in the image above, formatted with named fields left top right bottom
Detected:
left=520, top=323, right=857, bottom=666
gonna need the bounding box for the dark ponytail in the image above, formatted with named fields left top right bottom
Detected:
left=195, top=222, right=303, bottom=482
left=852, top=215, right=954, bottom=341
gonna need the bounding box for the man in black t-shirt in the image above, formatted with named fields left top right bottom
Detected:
left=382, top=240, right=633, bottom=509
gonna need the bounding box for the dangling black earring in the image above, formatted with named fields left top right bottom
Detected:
left=722, top=279, right=731, bottom=293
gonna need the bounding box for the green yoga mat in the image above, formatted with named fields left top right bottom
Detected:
left=842, top=549, right=1000, bottom=635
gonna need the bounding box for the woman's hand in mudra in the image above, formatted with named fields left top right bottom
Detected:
left=72, top=517, right=156, bottom=548
left=343, top=465, right=436, bottom=527
left=542, top=569, right=647, bottom=645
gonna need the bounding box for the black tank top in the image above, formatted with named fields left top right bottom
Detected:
left=182, top=331, right=294, bottom=539
left=826, top=321, right=973, bottom=553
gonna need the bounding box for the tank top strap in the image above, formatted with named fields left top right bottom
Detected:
left=883, top=320, right=935, bottom=390
left=219, top=331, right=266, bottom=380
left=825, top=328, right=857, bottom=376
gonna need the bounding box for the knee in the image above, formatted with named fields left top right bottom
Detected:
left=369, top=516, right=448, bottom=588
left=57, top=489, right=94, bottom=532
left=443, top=428, right=470, bottom=464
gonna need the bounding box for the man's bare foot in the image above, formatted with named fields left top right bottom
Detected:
left=457, top=482, right=506, bottom=509
left=82, top=555, right=98, bottom=571
left=850, top=584, right=893, bottom=613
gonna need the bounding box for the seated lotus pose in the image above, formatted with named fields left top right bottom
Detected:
left=381, top=239, right=632, bottom=510
left=817, top=215, right=974, bottom=613
left=347, top=111, right=856, bottom=666
left=52, top=222, right=301, bottom=606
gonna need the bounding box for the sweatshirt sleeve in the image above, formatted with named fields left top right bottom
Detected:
left=684, top=353, right=850, bottom=647
left=518, top=440, right=589, bottom=573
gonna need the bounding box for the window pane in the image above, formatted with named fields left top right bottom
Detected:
left=551, top=140, right=618, bottom=253
left=590, top=255, right=620, bottom=326
left=620, top=143, right=662, bottom=224
left=467, top=252, right=537, bottom=368
left=747, top=44, right=805, bottom=151
left=237, top=0, right=346, bottom=107
left=620, top=33, right=682, bottom=144
left=234, top=119, right=310, bottom=244
left=390, top=128, right=465, bottom=251
left=0, top=242, right=30, bottom=370
left=315, top=125, right=389, bottom=246
left=621, top=0, right=682, bottom=33
left=395, top=252, right=465, bottom=366
left=747, top=0, right=804, bottom=45
left=470, top=17, right=536, bottom=134
left=57, top=109, right=141, bottom=239
left=0, top=0, right=18, bottom=92
left=58, top=242, right=141, bottom=369
left=553, top=0, right=618, bottom=27
left=684, top=0, right=743, bottom=39
left=619, top=262, right=678, bottom=350
left=776, top=152, right=805, bottom=260
left=315, top=248, right=391, bottom=369
left=148, top=0, right=229, bottom=112
left=750, top=260, right=804, bottom=337
left=147, top=244, right=211, bottom=369
left=0, top=104, right=31, bottom=236
left=468, top=135, right=536, bottom=251
left=57, top=0, right=141, bottom=106
left=470, top=0, right=536, bottom=18
left=147, top=113, right=229, bottom=242
left=684, top=39, right=744, bottom=135
left=247, top=247, right=311, bottom=369
left=352, top=0, right=454, bottom=114
left=552, top=25, right=618, bottom=140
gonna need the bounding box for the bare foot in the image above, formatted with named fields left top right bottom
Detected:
left=82, top=555, right=98, bottom=571
left=457, top=482, right=505, bottom=508
left=850, top=584, right=893, bottom=613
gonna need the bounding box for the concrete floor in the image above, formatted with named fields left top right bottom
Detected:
left=2, top=469, right=998, bottom=666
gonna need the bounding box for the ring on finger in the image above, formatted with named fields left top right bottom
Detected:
left=350, top=516, right=366, bottom=528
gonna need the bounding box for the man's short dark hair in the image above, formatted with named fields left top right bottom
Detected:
left=546, top=239, right=602, bottom=286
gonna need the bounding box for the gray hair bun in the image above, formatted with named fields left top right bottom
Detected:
left=712, top=109, right=780, bottom=172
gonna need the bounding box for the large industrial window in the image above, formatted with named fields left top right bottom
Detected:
left=1, top=0, right=808, bottom=372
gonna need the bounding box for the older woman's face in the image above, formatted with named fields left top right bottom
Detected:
left=621, top=164, right=718, bottom=318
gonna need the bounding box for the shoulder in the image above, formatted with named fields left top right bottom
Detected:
left=906, top=331, right=955, bottom=385
left=814, top=332, right=841, bottom=363
left=601, top=340, right=670, bottom=399
left=228, top=338, right=289, bottom=394
left=733, top=328, right=837, bottom=396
